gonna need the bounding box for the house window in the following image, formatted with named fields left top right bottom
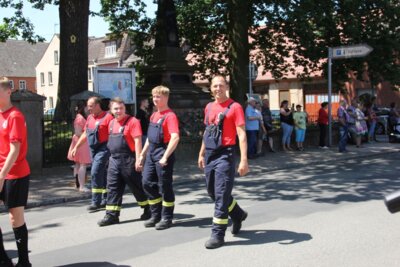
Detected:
left=54, top=50, right=59, bottom=65
left=40, top=72, right=45, bottom=86
left=105, top=41, right=117, bottom=58
left=9, top=80, right=14, bottom=89
left=48, top=72, right=53, bottom=85
left=19, top=80, right=26, bottom=90
left=88, top=68, right=92, bottom=81
left=49, top=97, right=54, bottom=109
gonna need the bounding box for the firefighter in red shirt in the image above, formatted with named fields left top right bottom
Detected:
left=0, top=77, right=31, bottom=267
left=198, top=75, right=249, bottom=249
left=97, top=97, right=150, bottom=226
left=71, top=96, right=113, bottom=212
left=138, top=86, right=180, bottom=230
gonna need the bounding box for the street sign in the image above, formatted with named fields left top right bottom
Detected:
left=331, top=44, right=373, bottom=59
left=249, top=62, right=258, bottom=81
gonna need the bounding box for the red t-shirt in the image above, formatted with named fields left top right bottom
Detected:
left=204, top=99, right=245, bottom=146
left=85, top=112, right=114, bottom=143
left=109, top=116, right=142, bottom=152
left=0, top=106, right=30, bottom=179
left=150, top=109, right=180, bottom=143
left=318, top=108, right=329, bottom=125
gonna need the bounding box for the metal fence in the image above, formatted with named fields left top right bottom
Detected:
left=43, top=115, right=73, bottom=167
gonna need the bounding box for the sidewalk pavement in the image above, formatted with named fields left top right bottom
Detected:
left=26, top=140, right=400, bottom=209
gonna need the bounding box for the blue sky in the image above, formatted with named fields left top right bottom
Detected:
left=1, top=1, right=157, bottom=41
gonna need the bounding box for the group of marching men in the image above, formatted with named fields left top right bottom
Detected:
left=70, top=75, right=250, bottom=249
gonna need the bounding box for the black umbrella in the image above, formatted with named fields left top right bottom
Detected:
left=69, top=90, right=108, bottom=101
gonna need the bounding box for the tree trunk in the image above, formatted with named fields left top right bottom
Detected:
left=55, top=0, right=89, bottom=121
left=226, top=0, right=250, bottom=106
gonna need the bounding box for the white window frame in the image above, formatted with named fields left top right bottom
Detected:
left=40, top=72, right=45, bottom=86
left=104, top=41, right=117, bottom=58
left=19, top=80, right=26, bottom=90
left=54, top=50, right=59, bottom=65
left=9, top=80, right=14, bottom=89
left=48, top=72, right=53, bottom=85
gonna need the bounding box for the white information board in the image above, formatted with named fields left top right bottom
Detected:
left=93, top=67, right=136, bottom=104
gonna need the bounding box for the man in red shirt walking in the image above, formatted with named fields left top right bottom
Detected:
left=317, top=102, right=329, bottom=148
left=198, top=75, right=249, bottom=249
left=0, top=77, right=31, bottom=267
left=97, top=97, right=150, bottom=226
left=138, top=86, right=180, bottom=230
left=71, top=97, right=114, bottom=212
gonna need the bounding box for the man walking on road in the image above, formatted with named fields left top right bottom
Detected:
left=71, top=97, right=113, bottom=212
left=0, top=77, right=31, bottom=267
left=198, top=75, right=249, bottom=249
left=138, top=86, right=180, bottom=230
left=98, top=97, right=151, bottom=226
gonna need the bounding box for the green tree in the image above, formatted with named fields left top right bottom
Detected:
left=1, top=0, right=90, bottom=121
left=273, top=0, right=400, bottom=93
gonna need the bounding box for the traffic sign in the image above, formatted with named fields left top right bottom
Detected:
left=331, top=44, right=373, bottom=59
left=249, top=62, right=258, bottom=81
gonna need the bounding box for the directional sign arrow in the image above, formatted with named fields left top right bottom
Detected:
left=331, top=44, right=373, bottom=59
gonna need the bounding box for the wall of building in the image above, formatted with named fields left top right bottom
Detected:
left=35, top=36, right=60, bottom=110
left=8, top=77, right=37, bottom=92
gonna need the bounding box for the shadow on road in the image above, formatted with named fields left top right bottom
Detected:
left=227, top=229, right=312, bottom=246
left=177, top=154, right=400, bottom=205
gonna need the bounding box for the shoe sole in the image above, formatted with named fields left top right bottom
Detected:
left=98, top=221, right=119, bottom=227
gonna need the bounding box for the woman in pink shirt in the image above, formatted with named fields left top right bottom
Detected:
left=67, top=102, right=92, bottom=192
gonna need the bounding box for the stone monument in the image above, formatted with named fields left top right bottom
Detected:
left=140, top=0, right=210, bottom=139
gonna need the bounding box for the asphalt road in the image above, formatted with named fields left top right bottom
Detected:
left=1, top=153, right=400, bottom=267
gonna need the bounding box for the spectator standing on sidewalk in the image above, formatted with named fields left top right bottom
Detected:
left=355, top=102, right=368, bottom=147
left=67, top=101, right=91, bottom=192
left=136, top=98, right=150, bottom=145
left=97, top=97, right=150, bottom=227
left=198, top=75, right=249, bottom=249
left=317, top=102, right=329, bottom=148
left=261, top=98, right=275, bottom=152
left=71, top=97, right=114, bottom=212
left=280, top=100, right=294, bottom=151
left=0, top=77, right=32, bottom=267
left=138, top=86, right=180, bottom=230
left=365, top=97, right=378, bottom=142
left=293, top=104, right=307, bottom=151
left=245, top=97, right=262, bottom=159
left=337, top=100, right=349, bottom=152
left=255, top=102, right=267, bottom=156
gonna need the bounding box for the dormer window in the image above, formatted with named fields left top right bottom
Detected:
left=105, top=41, right=117, bottom=58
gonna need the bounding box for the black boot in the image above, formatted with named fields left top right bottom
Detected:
left=98, top=214, right=119, bottom=227
left=231, top=211, right=248, bottom=235
left=155, top=219, right=172, bottom=230
left=144, top=217, right=161, bottom=228
left=205, top=237, right=225, bottom=249
left=140, top=206, right=151, bottom=220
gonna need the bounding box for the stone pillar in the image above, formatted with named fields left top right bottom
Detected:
left=140, top=0, right=211, bottom=141
left=11, top=91, right=46, bottom=174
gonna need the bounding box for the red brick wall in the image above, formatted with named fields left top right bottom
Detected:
left=8, top=77, right=37, bottom=93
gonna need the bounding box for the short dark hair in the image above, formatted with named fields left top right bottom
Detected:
left=0, top=77, right=11, bottom=90
left=88, top=96, right=102, bottom=105
left=321, top=102, right=328, bottom=108
left=280, top=100, right=289, bottom=108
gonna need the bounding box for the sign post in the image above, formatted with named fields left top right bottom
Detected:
left=327, top=44, right=373, bottom=146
